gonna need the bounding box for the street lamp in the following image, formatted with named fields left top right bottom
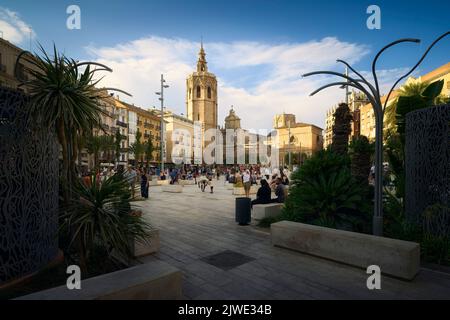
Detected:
left=302, top=31, right=449, bottom=236
left=155, top=74, right=169, bottom=175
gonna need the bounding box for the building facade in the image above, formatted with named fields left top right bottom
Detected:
left=272, top=113, right=323, bottom=166
left=0, top=38, right=37, bottom=93
left=359, top=62, right=450, bottom=141
left=164, top=111, right=195, bottom=164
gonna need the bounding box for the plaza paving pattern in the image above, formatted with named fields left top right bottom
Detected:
left=139, top=179, right=450, bottom=299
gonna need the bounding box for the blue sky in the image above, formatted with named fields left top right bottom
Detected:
left=1, top=0, right=449, bottom=129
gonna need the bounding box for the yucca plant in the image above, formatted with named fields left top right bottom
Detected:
left=60, top=173, right=153, bottom=272
left=14, top=44, right=130, bottom=201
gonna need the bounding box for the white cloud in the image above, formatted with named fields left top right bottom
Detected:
left=85, top=35, right=406, bottom=130
left=0, top=7, right=35, bottom=45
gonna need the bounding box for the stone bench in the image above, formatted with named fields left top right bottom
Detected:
left=17, top=260, right=182, bottom=300
left=161, top=184, right=183, bottom=193
left=157, top=180, right=170, bottom=186
left=271, top=221, right=420, bottom=280
left=253, top=203, right=283, bottom=221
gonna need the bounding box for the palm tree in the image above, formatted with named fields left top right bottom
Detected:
left=129, top=130, right=144, bottom=166
left=384, top=81, right=430, bottom=133
left=15, top=44, right=129, bottom=201
left=144, top=134, right=154, bottom=167
left=85, top=134, right=115, bottom=170
left=331, top=103, right=353, bottom=156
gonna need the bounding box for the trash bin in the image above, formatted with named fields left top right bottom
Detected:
left=235, top=197, right=251, bottom=225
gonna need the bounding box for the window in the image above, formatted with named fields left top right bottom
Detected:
left=189, top=88, right=191, bottom=99
left=196, top=86, right=201, bottom=98
left=207, top=87, right=212, bottom=99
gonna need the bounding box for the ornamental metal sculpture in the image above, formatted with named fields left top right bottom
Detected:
left=302, top=31, right=449, bottom=236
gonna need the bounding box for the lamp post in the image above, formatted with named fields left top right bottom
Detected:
left=302, top=31, right=449, bottom=236
left=155, top=74, right=169, bottom=175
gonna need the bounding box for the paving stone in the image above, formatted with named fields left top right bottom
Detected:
left=138, top=179, right=450, bottom=299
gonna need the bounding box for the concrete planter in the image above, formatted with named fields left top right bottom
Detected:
left=271, top=221, right=420, bottom=280
left=131, top=229, right=160, bottom=257
left=253, top=203, right=283, bottom=221
left=157, top=180, right=170, bottom=186
left=17, top=260, right=182, bottom=300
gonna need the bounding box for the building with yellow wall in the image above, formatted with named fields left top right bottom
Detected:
left=0, top=38, right=37, bottom=93
left=272, top=113, right=323, bottom=166
left=359, top=62, right=450, bottom=141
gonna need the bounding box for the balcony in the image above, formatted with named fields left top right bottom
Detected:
left=144, top=133, right=151, bottom=139
left=0, top=64, right=6, bottom=74
left=144, top=123, right=152, bottom=129
left=116, top=120, right=128, bottom=128
left=137, top=120, right=143, bottom=126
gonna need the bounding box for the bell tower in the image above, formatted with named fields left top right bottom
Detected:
left=186, top=42, right=218, bottom=133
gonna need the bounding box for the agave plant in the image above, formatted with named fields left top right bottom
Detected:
left=60, top=173, right=153, bottom=272
left=283, top=150, right=370, bottom=232
left=14, top=44, right=130, bottom=201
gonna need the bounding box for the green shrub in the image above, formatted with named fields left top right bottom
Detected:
left=60, top=173, right=153, bottom=271
left=282, top=150, right=371, bottom=232
left=257, top=216, right=282, bottom=228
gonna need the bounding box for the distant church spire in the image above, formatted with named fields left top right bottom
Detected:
left=197, top=40, right=208, bottom=73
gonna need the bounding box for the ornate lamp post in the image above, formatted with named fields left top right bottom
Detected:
left=302, top=31, right=449, bottom=236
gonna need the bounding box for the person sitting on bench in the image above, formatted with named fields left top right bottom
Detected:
left=251, top=179, right=272, bottom=208
left=271, top=178, right=286, bottom=203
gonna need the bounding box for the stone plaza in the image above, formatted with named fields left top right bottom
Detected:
left=139, top=180, right=450, bottom=300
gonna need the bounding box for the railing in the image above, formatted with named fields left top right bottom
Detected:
left=116, top=120, right=128, bottom=128
left=137, top=120, right=142, bottom=126
left=144, top=133, right=151, bottom=138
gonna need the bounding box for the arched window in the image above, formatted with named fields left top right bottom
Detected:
left=207, top=87, right=212, bottom=99
left=196, top=86, right=201, bottom=98
left=189, top=88, right=191, bottom=99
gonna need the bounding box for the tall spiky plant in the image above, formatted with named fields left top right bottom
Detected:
left=14, top=44, right=130, bottom=201
left=331, top=102, right=353, bottom=156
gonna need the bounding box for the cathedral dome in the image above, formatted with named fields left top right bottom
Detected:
left=224, top=106, right=241, bottom=130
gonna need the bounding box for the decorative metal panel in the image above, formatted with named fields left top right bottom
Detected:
left=405, top=104, right=450, bottom=225
left=0, top=86, right=59, bottom=284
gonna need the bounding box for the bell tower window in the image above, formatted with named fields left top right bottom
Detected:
left=196, top=86, right=201, bottom=98
left=207, top=87, right=212, bottom=99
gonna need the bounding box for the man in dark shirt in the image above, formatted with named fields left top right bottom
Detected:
left=272, top=178, right=286, bottom=203
left=251, top=179, right=272, bottom=208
